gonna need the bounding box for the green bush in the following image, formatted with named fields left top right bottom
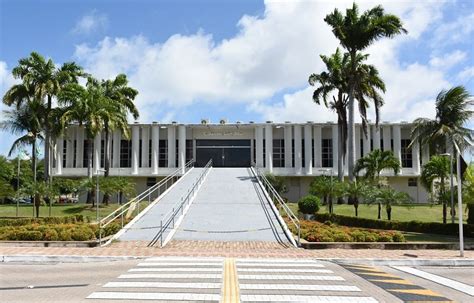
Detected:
left=42, top=229, right=59, bottom=241
left=15, top=230, right=43, bottom=241
left=298, top=195, right=321, bottom=214
left=57, top=229, right=72, bottom=241
left=0, top=215, right=85, bottom=227
left=71, top=226, right=95, bottom=241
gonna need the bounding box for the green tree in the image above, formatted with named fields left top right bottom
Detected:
left=19, top=180, right=57, bottom=218
left=324, top=3, right=407, bottom=181
left=354, top=149, right=401, bottom=219
left=420, top=156, right=450, bottom=223
left=341, top=180, right=371, bottom=217
left=0, top=179, right=14, bottom=203
left=309, top=176, right=342, bottom=214
left=101, top=74, right=138, bottom=205
left=368, top=186, right=412, bottom=220
left=464, top=163, right=474, bottom=224
left=4, top=52, right=85, bottom=183
left=265, top=173, right=288, bottom=197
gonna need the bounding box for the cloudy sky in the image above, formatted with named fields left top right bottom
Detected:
left=0, top=0, right=473, bottom=158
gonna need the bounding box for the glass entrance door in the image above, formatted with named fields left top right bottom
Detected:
left=195, top=140, right=251, bottom=167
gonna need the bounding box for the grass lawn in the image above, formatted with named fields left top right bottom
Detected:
left=286, top=203, right=467, bottom=224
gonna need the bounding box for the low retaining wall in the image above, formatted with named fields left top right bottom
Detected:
left=300, top=240, right=474, bottom=250
left=0, top=240, right=100, bottom=248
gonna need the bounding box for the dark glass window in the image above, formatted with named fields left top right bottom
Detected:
left=83, top=140, right=93, bottom=168
left=370, top=139, right=373, bottom=151
left=360, top=139, right=364, bottom=158
left=262, top=139, right=266, bottom=167
left=322, top=139, right=333, bottom=167
left=146, top=177, right=157, bottom=187
left=272, top=139, right=284, bottom=167
left=380, top=139, right=384, bottom=151
left=401, top=139, right=413, bottom=168
left=100, top=140, right=105, bottom=168
left=253, top=139, right=256, bottom=164
left=302, top=139, right=305, bottom=168
left=312, top=139, right=315, bottom=167
left=186, top=140, right=193, bottom=163
left=62, top=140, right=67, bottom=168
left=391, top=139, right=394, bottom=151
left=139, top=140, right=143, bottom=168
left=408, top=178, right=417, bottom=187
left=291, top=139, right=295, bottom=167
left=73, top=140, right=77, bottom=168
left=175, top=140, right=179, bottom=167
left=148, top=140, right=152, bottom=167
left=159, top=139, right=168, bottom=167
left=120, top=140, right=132, bottom=168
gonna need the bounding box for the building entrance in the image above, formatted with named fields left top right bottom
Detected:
left=195, top=139, right=251, bottom=167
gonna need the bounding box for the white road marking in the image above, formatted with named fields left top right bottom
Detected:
left=129, top=267, right=222, bottom=272
left=393, top=266, right=474, bottom=296
left=118, top=273, right=222, bottom=279
left=104, top=281, right=221, bottom=289
left=238, top=274, right=344, bottom=281
left=238, top=268, right=333, bottom=273
left=240, top=284, right=361, bottom=292
left=145, top=257, right=224, bottom=262
left=87, top=292, right=220, bottom=301
left=136, top=262, right=222, bottom=267
left=237, top=263, right=325, bottom=268
left=236, top=258, right=321, bottom=263
left=240, top=295, right=377, bottom=302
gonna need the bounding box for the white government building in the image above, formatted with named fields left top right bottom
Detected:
left=52, top=121, right=430, bottom=203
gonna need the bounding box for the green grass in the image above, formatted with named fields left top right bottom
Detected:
left=286, top=203, right=467, bottom=224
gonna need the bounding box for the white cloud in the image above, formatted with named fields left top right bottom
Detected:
left=72, top=10, right=108, bottom=35
left=457, top=66, right=474, bottom=82
left=429, top=50, right=467, bottom=70
left=432, top=12, right=474, bottom=46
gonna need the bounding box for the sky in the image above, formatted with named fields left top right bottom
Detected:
left=0, top=0, right=473, bottom=159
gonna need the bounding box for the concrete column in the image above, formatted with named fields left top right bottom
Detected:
left=355, top=125, right=361, bottom=161
left=56, top=136, right=63, bottom=175
left=141, top=126, right=149, bottom=168
left=412, top=138, right=420, bottom=174
left=363, top=125, right=371, bottom=156
left=65, top=128, right=74, bottom=168
left=167, top=126, right=176, bottom=168
left=383, top=125, right=391, bottom=152
left=151, top=123, right=159, bottom=174
left=284, top=125, right=292, bottom=168
left=178, top=125, right=186, bottom=173
left=294, top=125, right=302, bottom=174
left=93, top=132, right=101, bottom=174
left=332, top=125, right=339, bottom=172
left=304, top=124, right=313, bottom=174
left=76, top=127, right=84, bottom=168
left=255, top=126, right=264, bottom=168
left=393, top=125, right=401, bottom=161
left=265, top=124, right=273, bottom=173
left=112, top=130, right=121, bottom=168
left=313, top=126, right=322, bottom=168
left=373, top=125, right=381, bottom=150
left=131, top=124, right=139, bottom=175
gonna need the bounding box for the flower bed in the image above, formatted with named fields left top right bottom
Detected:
left=290, top=219, right=405, bottom=242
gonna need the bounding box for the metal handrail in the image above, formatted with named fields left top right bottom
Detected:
left=98, top=159, right=194, bottom=244
left=150, top=159, right=213, bottom=247
left=252, top=165, right=300, bottom=246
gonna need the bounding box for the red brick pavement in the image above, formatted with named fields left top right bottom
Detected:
left=1, top=240, right=473, bottom=259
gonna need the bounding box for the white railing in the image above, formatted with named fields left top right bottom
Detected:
left=98, top=159, right=194, bottom=244
left=252, top=166, right=300, bottom=247
left=149, top=159, right=213, bottom=247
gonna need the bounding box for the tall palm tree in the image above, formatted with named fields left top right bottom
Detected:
left=0, top=100, right=45, bottom=217
left=101, top=74, right=138, bottom=205
left=309, top=176, right=342, bottom=214
left=341, top=180, right=370, bottom=217
left=59, top=77, right=111, bottom=206
left=309, top=49, right=386, bottom=181
left=354, top=149, right=401, bottom=219
left=420, top=156, right=451, bottom=223
left=324, top=3, right=407, bottom=181
left=5, top=52, right=85, bottom=183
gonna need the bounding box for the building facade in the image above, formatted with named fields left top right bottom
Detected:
left=52, top=121, right=430, bottom=203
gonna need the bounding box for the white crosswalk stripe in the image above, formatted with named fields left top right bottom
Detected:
left=240, top=295, right=378, bottom=302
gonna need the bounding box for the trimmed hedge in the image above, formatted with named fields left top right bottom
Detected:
left=0, top=215, right=86, bottom=227
left=313, top=213, right=474, bottom=238
left=298, top=195, right=321, bottom=214
left=290, top=220, right=405, bottom=243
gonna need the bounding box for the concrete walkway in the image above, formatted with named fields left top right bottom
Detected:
left=173, top=168, right=290, bottom=244
left=118, top=168, right=205, bottom=241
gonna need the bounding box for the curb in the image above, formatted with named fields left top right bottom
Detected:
left=1, top=254, right=144, bottom=263
left=300, top=241, right=474, bottom=250
left=330, top=258, right=474, bottom=267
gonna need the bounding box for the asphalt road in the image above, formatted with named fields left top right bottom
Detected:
left=1, top=258, right=472, bottom=303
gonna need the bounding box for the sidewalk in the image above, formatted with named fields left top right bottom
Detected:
left=1, top=240, right=473, bottom=259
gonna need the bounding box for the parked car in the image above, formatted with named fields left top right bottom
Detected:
left=58, top=195, right=78, bottom=203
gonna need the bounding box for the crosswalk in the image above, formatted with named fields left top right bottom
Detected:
left=87, top=257, right=378, bottom=302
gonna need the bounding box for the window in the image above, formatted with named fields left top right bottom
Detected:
left=408, top=178, right=417, bottom=187
left=139, top=140, right=143, bottom=167
left=391, top=139, right=394, bottom=152
left=370, top=139, right=373, bottom=151
left=100, top=140, right=105, bottom=168
left=73, top=140, right=77, bottom=168
left=401, top=139, right=413, bottom=168
left=302, top=139, right=305, bottom=168
left=360, top=138, right=364, bottom=158
left=312, top=139, right=315, bottom=166
left=291, top=139, right=295, bottom=167
left=186, top=140, right=193, bottom=163
left=175, top=140, right=179, bottom=167
left=62, top=140, right=67, bottom=168
left=120, top=140, right=132, bottom=168
left=262, top=139, right=266, bottom=167
left=380, top=139, right=384, bottom=151
left=83, top=140, right=93, bottom=168
left=146, top=177, right=157, bottom=187
left=272, top=139, right=284, bottom=167
left=322, top=139, right=333, bottom=167
left=159, top=139, right=168, bottom=167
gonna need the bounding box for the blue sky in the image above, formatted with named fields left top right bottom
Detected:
left=0, top=0, right=473, bottom=159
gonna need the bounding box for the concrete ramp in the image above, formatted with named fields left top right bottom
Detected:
left=173, top=168, right=290, bottom=244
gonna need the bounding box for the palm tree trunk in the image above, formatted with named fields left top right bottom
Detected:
left=354, top=198, right=359, bottom=217
left=102, top=123, right=111, bottom=205
left=86, top=137, right=94, bottom=206
left=387, top=205, right=392, bottom=220
left=377, top=203, right=381, bottom=220
left=32, top=139, right=38, bottom=217
left=337, top=124, right=344, bottom=182
left=347, top=51, right=356, bottom=182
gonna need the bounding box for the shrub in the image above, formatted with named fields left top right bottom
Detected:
left=57, top=229, right=72, bottom=241
left=298, top=195, right=321, bottom=214
left=71, top=226, right=95, bottom=241
left=15, top=231, right=43, bottom=241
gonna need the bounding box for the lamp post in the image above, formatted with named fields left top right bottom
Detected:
left=96, top=168, right=106, bottom=222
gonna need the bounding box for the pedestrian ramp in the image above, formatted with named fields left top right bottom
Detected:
left=117, top=167, right=208, bottom=242
left=87, top=257, right=378, bottom=302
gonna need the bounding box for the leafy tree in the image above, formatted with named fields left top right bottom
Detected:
left=420, top=156, right=450, bottom=223
left=367, top=186, right=412, bottom=220
left=19, top=180, right=57, bottom=217
left=0, top=156, right=14, bottom=183
left=324, top=3, right=407, bottom=181
left=309, top=176, right=342, bottom=214
left=341, top=180, right=371, bottom=217
left=265, top=173, right=288, bottom=197
left=52, top=178, right=81, bottom=202
left=0, top=179, right=14, bottom=203
left=464, top=163, right=474, bottom=224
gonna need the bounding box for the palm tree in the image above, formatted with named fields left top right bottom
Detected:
left=354, top=149, right=401, bottom=219
left=58, top=77, right=111, bottom=206
left=324, top=3, right=407, bottom=181
left=309, top=49, right=386, bottom=181
left=5, top=52, right=84, bottom=183
left=420, top=156, right=451, bottom=223
left=101, top=74, right=138, bottom=205
left=464, top=163, right=474, bottom=224
left=370, top=186, right=412, bottom=220
left=341, top=180, right=370, bottom=217
left=309, top=176, right=342, bottom=214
